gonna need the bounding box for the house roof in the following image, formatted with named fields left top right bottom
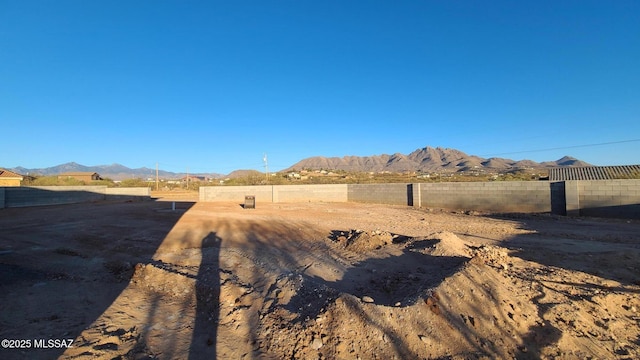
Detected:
left=549, top=165, right=640, bottom=181
left=0, top=168, right=24, bottom=179
left=58, top=172, right=100, bottom=176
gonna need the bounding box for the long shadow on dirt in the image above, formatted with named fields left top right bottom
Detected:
left=0, top=199, right=195, bottom=360
left=480, top=213, right=640, bottom=358
left=189, top=232, right=222, bottom=359
left=488, top=213, right=640, bottom=288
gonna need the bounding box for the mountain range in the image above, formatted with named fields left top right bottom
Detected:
left=10, top=162, right=224, bottom=181
left=285, top=146, right=590, bottom=173
left=8, top=146, right=590, bottom=180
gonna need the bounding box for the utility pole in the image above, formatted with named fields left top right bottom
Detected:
left=156, top=162, right=159, bottom=191
left=263, top=153, right=269, bottom=183
left=186, top=167, right=189, bottom=189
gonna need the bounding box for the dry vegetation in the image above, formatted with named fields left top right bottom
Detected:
left=221, top=168, right=545, bottom=186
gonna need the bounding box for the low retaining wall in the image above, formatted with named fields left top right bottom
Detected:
left=0, top=186, right=151, bottom=208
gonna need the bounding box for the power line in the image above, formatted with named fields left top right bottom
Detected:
left=481, top=139, right=640, bottom=157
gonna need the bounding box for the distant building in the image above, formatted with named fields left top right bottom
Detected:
left=0, top=168, right=24, bottom=187
left=549, top=165, right=640, bottom=181
left=182, top=175, right=206, bottom=182
left=58, top=172, right=102, bottom=182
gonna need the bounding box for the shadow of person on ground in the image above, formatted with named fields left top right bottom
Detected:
left=188, top=232, right=222, bottom=359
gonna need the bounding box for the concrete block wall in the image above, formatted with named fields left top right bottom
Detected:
left=105, top=187, right=151, bottom=201
left=564, top=181, right=581, bottom=216
left=416, top=181, right=551, bottom=213
left=577, top=179, right=640, bottom=218
left=273, top=184, right=348, bottom=202
left=199, top=185, right=274, bottom=203
left=199, top=185, right=348, bottom=204
left=0, top=186, right=151, bottom=208
left=199, top=180, right=639, bottom=218
left=4, top=186, right=106, bottom=207
left=347, top=183, right=411, bottom=206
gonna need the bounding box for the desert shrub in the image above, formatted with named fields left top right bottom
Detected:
left=26, top=176, right=85, bottom=186
left=118, top=178, right=150, bottom=187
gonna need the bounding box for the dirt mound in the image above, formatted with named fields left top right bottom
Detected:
left=330, top=229, right=408, bottom=251
left=403, top=231, right=471, bottom=258
left=130, top=261, right=195, bottom=299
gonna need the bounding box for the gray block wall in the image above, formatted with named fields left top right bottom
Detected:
left=197, top=180, right=640, bottom=219
left=578, top=180, right=640, bottom=219
left=199, top=185, right=274, bottom=203
left=347, top=183, right=412, bottom=206
left=417, top=181, right=551, bottom=213
left=0, top=186, right=151, bottom=208
left=273, top=184, right=348, bottom=202
left=4, top=186, right=106, bottom=207
left=105, top=187, right=151, bottom=201
left=199, top=185, right=348, bottom=203
left=564, top=181, right=580, bottom=216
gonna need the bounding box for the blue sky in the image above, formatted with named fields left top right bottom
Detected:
left=1, top=1, right=638, bottom=174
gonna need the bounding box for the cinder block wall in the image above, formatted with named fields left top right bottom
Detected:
left=1, top=186, right=151, bottom=208
left=578, top=179, right=640, bottom=218
left=347, top=184, right=411, bottom=206
left=417, top=181, right=551, bottom=213
left=4, top=186, right=106, bottom=207
left=105, top=187, right=151, bottom=201
left=274, top=184, right=348, bottom=202
left=199, top=185, right=348, bottom=203
left=199, top=185, right=273, bottom=203
left=199, top=180, right=639, bottom=218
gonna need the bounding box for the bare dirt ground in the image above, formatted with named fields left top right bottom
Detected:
left=1, top=196, right=639, bottom=359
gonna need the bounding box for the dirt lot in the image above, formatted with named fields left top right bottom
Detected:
left=1, top=197, right=639, bottom=359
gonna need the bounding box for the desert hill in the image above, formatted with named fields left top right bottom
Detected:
left=286, top=146, right=590, bottom=173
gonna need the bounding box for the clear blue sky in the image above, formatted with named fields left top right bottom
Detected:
left=1, top=1, right=639, bottom=174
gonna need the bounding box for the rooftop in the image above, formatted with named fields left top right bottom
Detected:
left=549, top=165, right=640, bottom=181
left=58, top=172, right=100, bottom=176
left=0, top=168, right=24, bottom=179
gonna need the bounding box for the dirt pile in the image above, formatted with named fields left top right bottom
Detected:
left=331, top=229, right=405, bottom=251
left=423, top=231, right=472, bottom=257
left=250, top=239, right=544, bottom=359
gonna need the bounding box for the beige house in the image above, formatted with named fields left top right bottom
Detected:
left=0, top=168, right=24, bottom=186
left=58, top=172, right=102, bottom=182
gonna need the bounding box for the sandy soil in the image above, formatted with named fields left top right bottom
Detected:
left=0, top=196, right=639, bottom=359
